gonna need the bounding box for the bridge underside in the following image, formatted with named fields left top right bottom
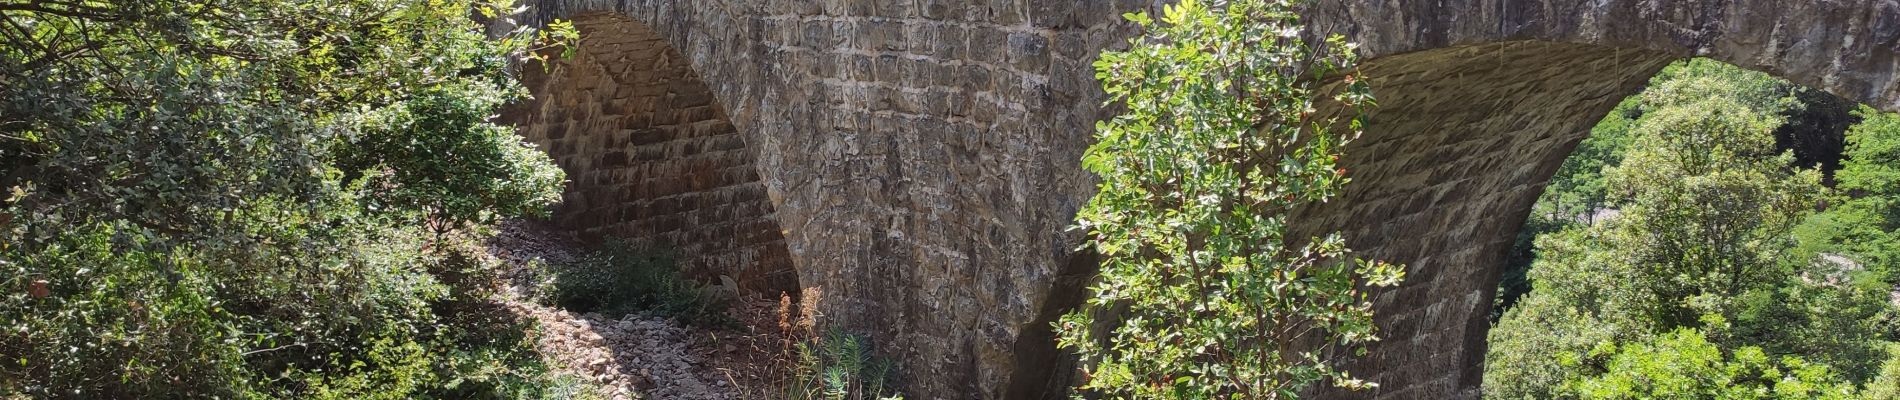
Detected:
left=505, top=13, right=796, bottom=294
left=1304, top=41, right=1677, bottom=398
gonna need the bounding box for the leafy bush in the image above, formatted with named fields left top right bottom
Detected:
left=1731, top=273, right=1897, bottom=383
left=1484, top=229, right=1635, bottom=399
left=2, top=205, right=587, bottom=399
left=1867, top=346, right=1900, bottom=399
left=338, top=83, right=566, bottom=235
left=1565, top=325, right=1863, bottom=399
left=1053, top=0, right=1401, bottom=398
left=537, top=241, right=731, bottom=327
left=1496, top=59, right=1822, bottom=318
left=0, top=0, right=586, bottom=398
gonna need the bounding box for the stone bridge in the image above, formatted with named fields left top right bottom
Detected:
left=497, top=1, right=1900, bottom=398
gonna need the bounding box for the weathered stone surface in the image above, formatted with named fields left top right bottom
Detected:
left=503, top=14, right=795, bottom=293
left=498, top=1, right=1899, bottom=398
left=1298, top=42, right=1679, bottom=399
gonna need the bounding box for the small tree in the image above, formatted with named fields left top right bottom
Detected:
left=1054, top=0, right=1401, bottom=398
left=1605, top=94, right=1823, bottom=317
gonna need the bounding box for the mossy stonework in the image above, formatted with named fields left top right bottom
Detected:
left=497, top=1, right=1899, bottom=398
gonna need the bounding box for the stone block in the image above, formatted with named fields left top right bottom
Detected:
left=1005, top=32, right=1049, bottom=73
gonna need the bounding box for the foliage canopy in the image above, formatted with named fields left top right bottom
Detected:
left=1055, top=0, right=1401, bottom=398
left=0, top=0, right=585, bottom=397
left=1487, top=60, right=1899, bottom=399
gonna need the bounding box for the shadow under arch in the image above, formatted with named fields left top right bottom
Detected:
left=506, top=12, right=796, bottom=295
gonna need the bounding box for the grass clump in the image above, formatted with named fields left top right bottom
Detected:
left=782, top=330, right=904, bottom=400
left=768, top=290, right=905, bottom=400
left=535, top=241, right=731, bottom=327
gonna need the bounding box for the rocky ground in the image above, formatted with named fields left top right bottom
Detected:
left=485, top=220, right=792, bottom=399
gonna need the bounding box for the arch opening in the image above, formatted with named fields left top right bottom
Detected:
left=1298, top=40, right=1680, bottom=398
left=1313, top=40, right=1895, bottom=398
left=507, top=12, right=796, bottom=294
left=1482, top=57, right=1897, bottom=398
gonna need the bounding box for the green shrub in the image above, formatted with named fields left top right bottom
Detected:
left=1, top=206, right=587, bottom=399
left=1053, top=0, right=1400, bottom=397
left=539, top=241, right=731, bottom=326
left=1797, top=106, right=1900, bottom=285
left=337, top=83, right=566, bottom=235
left=0, top=0, right=585, bottom=398
left=1564, top=325, right=1863, bottom=399
left=539, top=373, right=613, bottom=400
left=3, top=220, right=257, bottom=398
left=780, top=329, right=904, bottom=400
left=1866, top=345, right=1900, bottom=399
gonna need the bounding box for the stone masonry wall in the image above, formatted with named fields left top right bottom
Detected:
left=508, top=13, right=795, bottom=293
left=1296, top=42, right=1679, bottom=398
left=503, top=1, right=1899, bottom=398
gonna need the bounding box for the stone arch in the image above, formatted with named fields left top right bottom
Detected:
left=503, top=1, right=1900, bottom=398
left=1292, top=1, right=1898, bottom=397
left=1299, top=41, right=1680, bottom=399
left=508, top=12, right=795, bottom=293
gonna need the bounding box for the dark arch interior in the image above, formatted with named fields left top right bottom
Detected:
left=505, top=12, right=797, bottom=294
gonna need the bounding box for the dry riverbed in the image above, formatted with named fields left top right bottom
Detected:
left=486, top=220, right=791, bottom=399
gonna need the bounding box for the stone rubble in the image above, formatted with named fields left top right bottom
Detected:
left=504, top=298, right=742, bottom=400
left=489, top=220, right=749, bottom=400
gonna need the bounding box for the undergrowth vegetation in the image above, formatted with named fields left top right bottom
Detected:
left=0, top=0, right=595, bottom=398
left=779, top=330, right=902, bottom=400
left=770, top=290, right=905, bottom=400
left=531, top=241, right=732, bottom=327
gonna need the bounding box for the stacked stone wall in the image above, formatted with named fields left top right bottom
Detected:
left=509, top=14, right=795, bottom=293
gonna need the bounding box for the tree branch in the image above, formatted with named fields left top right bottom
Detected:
left=0, top=2, right=122, bottom=21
